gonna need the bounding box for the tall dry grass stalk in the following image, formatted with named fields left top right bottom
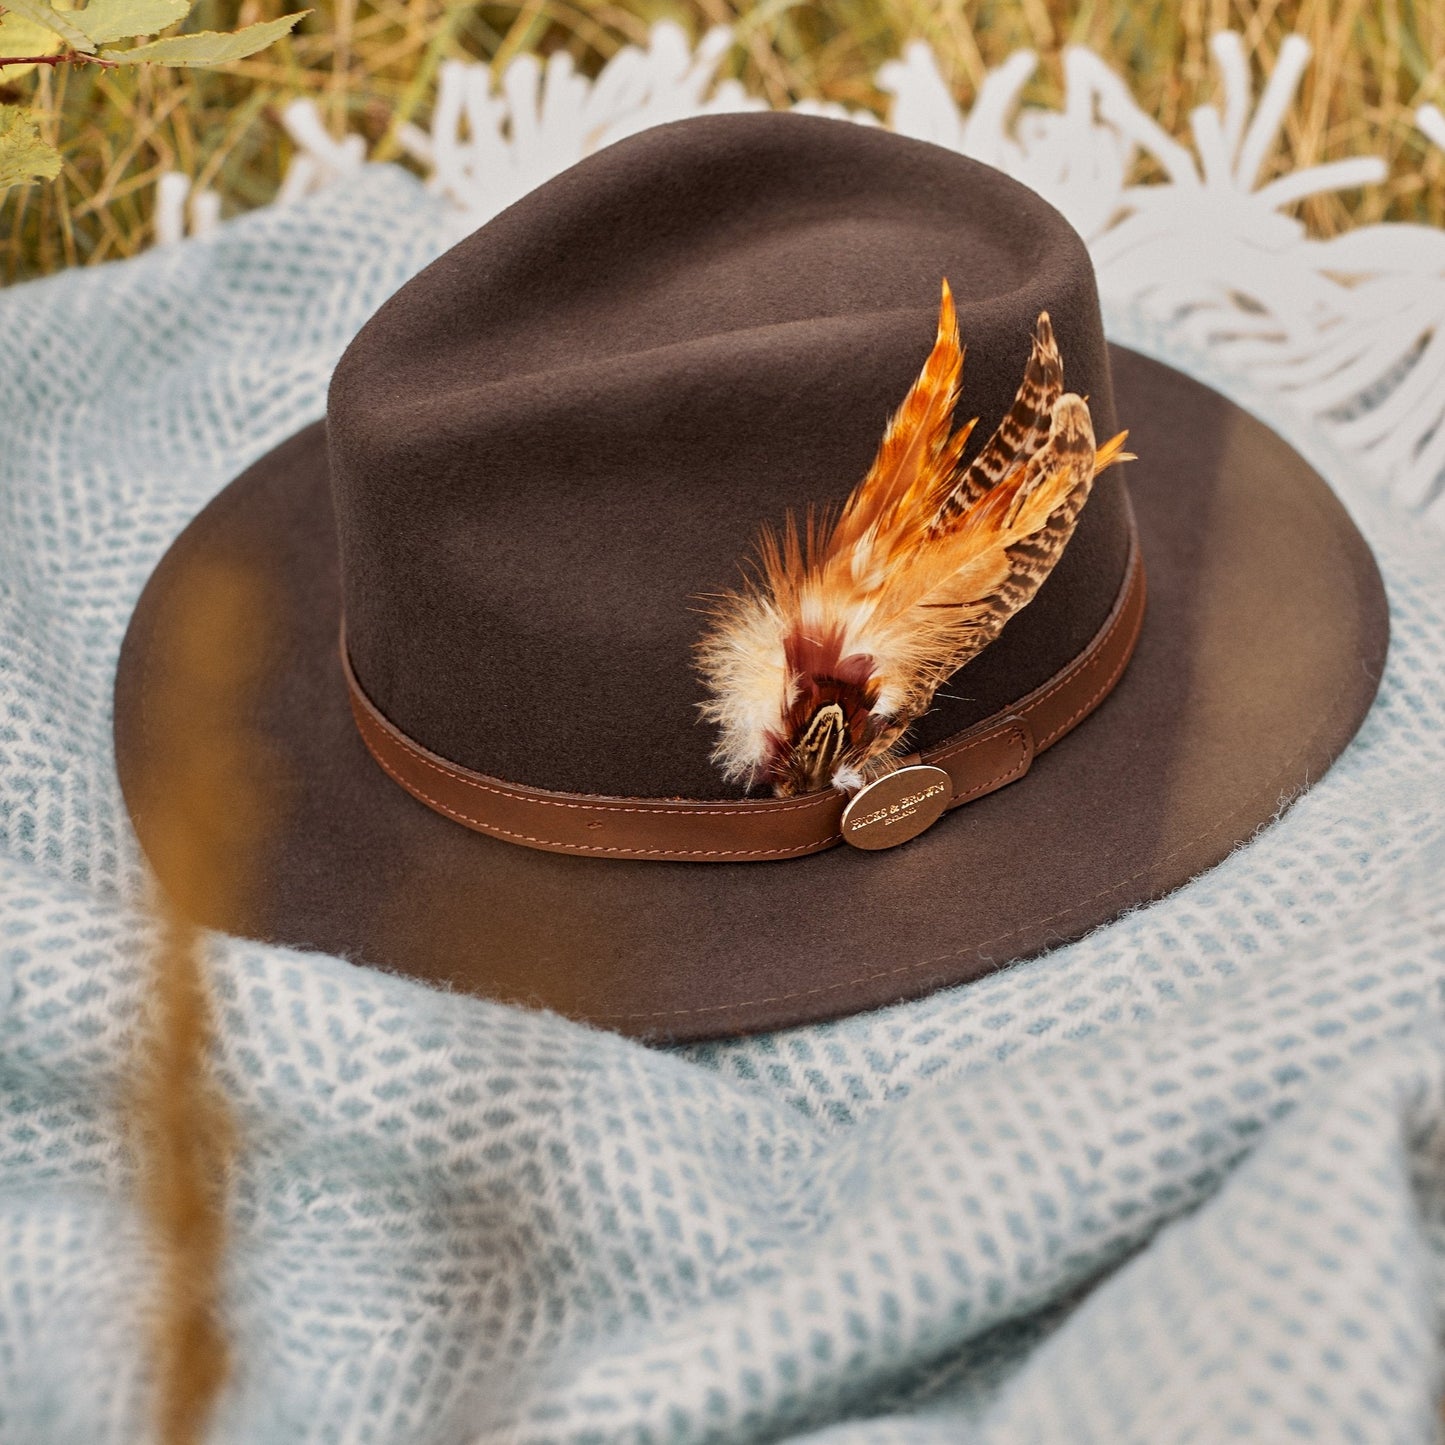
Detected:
left=2, top=0, right=1443, bottom=282
left=133, top=914, right=235, bottom=1445
left=127, top=562, right=276, bottom=1445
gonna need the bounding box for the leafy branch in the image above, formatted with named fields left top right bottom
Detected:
left=0, top=0, right=308, bottom=191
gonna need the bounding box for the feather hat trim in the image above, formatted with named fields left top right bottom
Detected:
left=696, top=280, right=1132, bottom=798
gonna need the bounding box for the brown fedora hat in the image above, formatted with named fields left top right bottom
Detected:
left=113, top=111, right=1387, bottom=1042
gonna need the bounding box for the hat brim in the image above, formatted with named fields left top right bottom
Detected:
left=113, top=348, right=1388, bottom=1041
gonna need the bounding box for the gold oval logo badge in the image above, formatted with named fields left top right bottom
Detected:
left=840, top=764, right=952, bottom=851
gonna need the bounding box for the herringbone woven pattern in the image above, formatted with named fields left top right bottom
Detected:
left=1, top=164, right=1443, bottom=1443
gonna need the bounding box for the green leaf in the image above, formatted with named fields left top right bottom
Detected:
left=0, top=105, right=63, bottom=191
left=72, top=0, right=190, bottom=45
left=102, top=9, right=303, bottom=66
left=0, top=0, right=96, bottom=53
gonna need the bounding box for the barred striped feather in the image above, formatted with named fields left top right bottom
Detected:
left=931, top=310, right=1064, bottom=530
left=696, top=281, right=1131, bottom=797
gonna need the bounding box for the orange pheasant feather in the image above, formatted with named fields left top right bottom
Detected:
left=695, top=279, right=1132, bottom=798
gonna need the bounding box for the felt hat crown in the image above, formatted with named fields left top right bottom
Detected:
left=327, top=111, right=1130, bottom=802
left=116, top=111, right=1388, bottom=1040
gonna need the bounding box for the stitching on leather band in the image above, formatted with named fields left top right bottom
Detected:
left=1038, top=601, right=1144, bottom=750
left=349, top=708, right=834, bottom=818
left=947, top=722, right=1033, bottom=803
left=355, top=711, right=842, bottom=858
left=343, top=522, right=1145, bottom=860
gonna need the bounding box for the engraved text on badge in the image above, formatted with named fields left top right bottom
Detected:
left=840, top=764, right=952, bottom=851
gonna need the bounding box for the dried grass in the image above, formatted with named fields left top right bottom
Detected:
left=3, top=1, right=1442, bottom=282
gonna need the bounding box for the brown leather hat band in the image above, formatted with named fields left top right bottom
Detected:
left=343, top=527, right=1145, bottom=861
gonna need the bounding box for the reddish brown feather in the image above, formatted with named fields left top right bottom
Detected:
left=695, top=280, right=1132, bottom=797
left=828, top=278, right=975, bottom=573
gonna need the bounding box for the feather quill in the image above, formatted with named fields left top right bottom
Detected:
left=696, top=280, right=1132, bottom=797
